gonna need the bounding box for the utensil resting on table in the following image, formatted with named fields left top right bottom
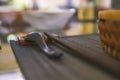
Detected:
left=18, top=32, right=63, bottom=59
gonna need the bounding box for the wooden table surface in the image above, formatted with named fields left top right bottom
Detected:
left=10, top=34, right=120, bottom=80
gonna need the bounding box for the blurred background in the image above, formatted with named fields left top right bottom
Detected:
left=0, top=0, right=119, bottom=80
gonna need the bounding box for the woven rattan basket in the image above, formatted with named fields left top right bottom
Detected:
left=98, top=10, right=120, bottom=60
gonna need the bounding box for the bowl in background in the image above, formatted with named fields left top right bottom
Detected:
left=22, top=8, right=75, bottom=30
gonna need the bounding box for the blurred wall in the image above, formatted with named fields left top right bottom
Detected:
left=112, top=0, right=120, bottom=9
left=24, top=0, right=80, bottom=9
left=46, top=0, right=80, bottom=8
left=96, top=0, right=112, bottom=8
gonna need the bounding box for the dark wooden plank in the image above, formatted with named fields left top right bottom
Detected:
left=45, top=33, right=120, bottom=78
left=10, top=34, right=120, bottom=80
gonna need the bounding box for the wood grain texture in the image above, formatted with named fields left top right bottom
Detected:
left=10, top=34, right=120, bottom=80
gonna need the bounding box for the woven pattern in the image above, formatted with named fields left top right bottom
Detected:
left=98, top=20, right=120, bottom=60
